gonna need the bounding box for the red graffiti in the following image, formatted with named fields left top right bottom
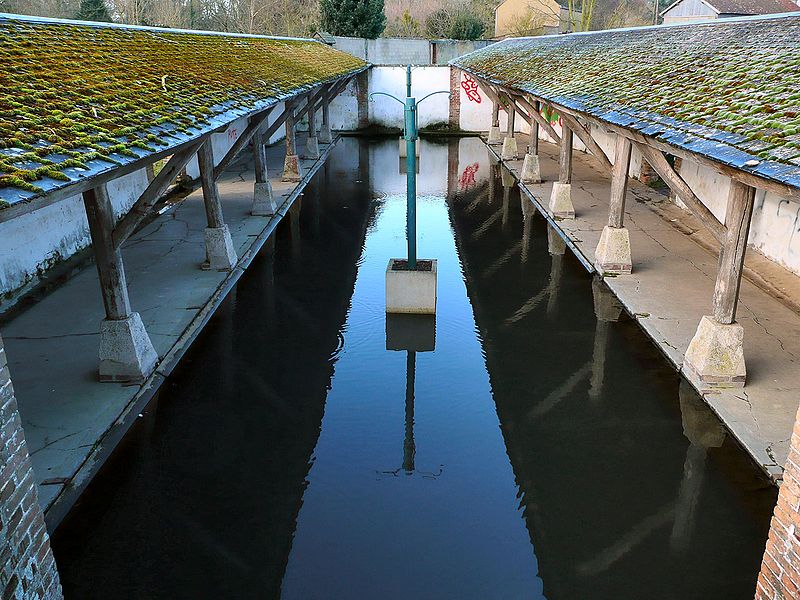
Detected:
left=461, top=75, right=482, bottom=104
left=459, top=163, right=480, bottom=189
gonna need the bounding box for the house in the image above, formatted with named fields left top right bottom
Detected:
left=494, top=0, right=579, bottom=38
left=661, top=0, right=798, bottom=24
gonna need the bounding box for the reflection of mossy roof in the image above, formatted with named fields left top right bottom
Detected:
left=452, top=14, right=800, bottom=191
left=0, top=15, right=366, bottom=204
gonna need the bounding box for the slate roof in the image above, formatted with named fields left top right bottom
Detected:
left=0, top=14, right=367, bottom=206
left=452, top=14, right=800, bottom=192
left=699, top=0, right=797, bottom=14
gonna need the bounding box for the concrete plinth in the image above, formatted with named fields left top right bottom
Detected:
left=594, top=225, right=632, bottom=275
left=488, top=125, right=503, bottom=145
left=252, top=182, right=278, bottom=216
left=501, top=136, right=518, bottom=160
left=204, top=225, right=237, bottom=271
left=386, top=259, right=437, bottom=314
left=548, top=182, right=575, bottom=219
left=319, top=124, right=333, bottom=144
left=282, top=154, right=302, bottom=182
left=521, top=153, right=542, bottom=184
left=98, top=313, right=158, bottom=383
left=305, top=136, right=320, bottom=160
left=683, top=316, right=746, bottom=388
left=399, top=138, right=420, bottom=158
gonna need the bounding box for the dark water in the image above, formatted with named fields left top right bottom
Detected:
left=52, top=138, right=776, bottom=600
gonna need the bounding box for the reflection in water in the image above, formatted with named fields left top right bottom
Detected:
left=52, top=138, right=775, bottom=600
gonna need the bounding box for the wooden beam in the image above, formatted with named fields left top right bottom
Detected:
left=212, top=108, right=274, bottom=181
left=532, top=100, right=540, bottom=155
left=713, top=180, right=755, bottom=324
left=560, top=125, right=573, bottom=185
left=254, top=120, right=269, bottom=185
left=608, top=136, right=632, bottom=228
left=559, top=112, right=613, bottom=174
left=635, top=142, right=726, bottom=243
left=83, top=184, right=131, bottom=320
left=112, top=140, right=204, bottom=249
left=197, top=140, right=225, bottom=228
left=508, top=91, right=561, bottom=145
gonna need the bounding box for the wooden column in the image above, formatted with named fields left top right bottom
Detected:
left=559, top=125, right=573, bottom=184
left=320, top=98, right=333, bottom=144
left=492, top=101, right=500, bottom=127
left=608, top=136, right=632, bottom=228
left=197, top=140, right=224, bottom=229
left=83, top=184, right=131, bottom=320
left=713, top=180, right=755, bottom=325
left=285, top=100, right=298, bottom=158
left=506, top=106, right=516, bottom=138
left=531, top=100, right=540, bottom=155
left=308, top=104, right=318, bottom=141
left=254, top=130, right=269, bottom=185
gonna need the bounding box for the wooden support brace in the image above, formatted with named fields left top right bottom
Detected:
left=713, top=180, right=755, bottom=325
left=197, top=140, right=225, bottom=228
left=112, top=139, right=204, bottom=250
left=491, top=101, right=500, bottom=127
left=634, top=141, right=726, bottom=244
left=559, top=112, right=613, bottom=174
left=84, top=184, right=132, bottom=320
left=532, top=100, right=540, bottom=155
left=608, top=136, right=632, bottom=228
left=559, top=126, right=573, bottom=185
left=511, top=93, right=561, bottom=145
left=506, top=105, right=516, bottom=137
left=212, top=108, right=274, bottom=181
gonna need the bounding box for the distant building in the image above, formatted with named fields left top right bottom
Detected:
left=661, top=0, right=798, bottom=24
left=494, top=0, right=580, bottom=38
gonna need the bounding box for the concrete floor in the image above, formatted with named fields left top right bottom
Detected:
left=496, top=136, right=800, bottom=482
left=2, top=135, right=332, bottom=525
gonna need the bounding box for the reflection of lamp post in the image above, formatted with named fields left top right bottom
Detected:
left=375, top=65, right=448, bottom=315
left=403, top=350, right=416, bottom=473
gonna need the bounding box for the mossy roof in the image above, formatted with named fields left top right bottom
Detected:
left=452, top=14, right=800, bottom=192
left=0, top=14, right=367, bottom=205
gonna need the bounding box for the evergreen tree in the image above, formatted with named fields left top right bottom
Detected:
left=319, top=0, right=386, bottom=39
left=76, top=0, right=111, bottom=22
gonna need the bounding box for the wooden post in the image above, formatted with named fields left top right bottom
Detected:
left=285, top=101, right=298, bottom=158
left=198, top=140, right=224, bottom=229
left=252, top=119, right=276, bottom=217
left=532, top=100, right=540, bottom=155
left=559, top=125, right=573, bottom=184
left=608, top=136, right=632, bottom=228
left=501, top=104, right=519, bottom=160
left=320, top=98, right=333, bottom=144
left=83, top=185, right=132, bottom=320
left=488, top=100, right=503, bottom=144
left=713, top=180, right=755, bottom=325
left=283, top=98, right=302, bottom=182
left=492, top=101, right=500, bottom=127
left=306, top=101, right=320, bottom=159
left=83, top=184, right=158, bottom=381
left=506, top=106, right=516, bottom=138
left=198, top=139, right=237, bottom=270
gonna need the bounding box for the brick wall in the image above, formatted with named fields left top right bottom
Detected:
left=0, top=334, right=63, bottom=600
left=756, top=405, right=800, bottom=600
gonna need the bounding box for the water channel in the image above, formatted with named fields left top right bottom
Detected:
left=52, top=137, right=777, bottom=599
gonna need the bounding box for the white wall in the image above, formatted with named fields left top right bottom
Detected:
left=368, top=67, right=452, bottom=129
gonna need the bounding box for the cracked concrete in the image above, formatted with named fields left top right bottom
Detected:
left=0, top=134, right=336, bottom=516
left=497, top=135, right=800, bottom=482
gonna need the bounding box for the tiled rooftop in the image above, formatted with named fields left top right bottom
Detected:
left=0, top=15, right=366, bottom=205
left=452, top=14, right=800, bottom=192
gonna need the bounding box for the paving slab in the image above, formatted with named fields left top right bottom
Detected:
left=494, top=136, right=800, bottom=482
left=1, top=135, right=335, bottom=523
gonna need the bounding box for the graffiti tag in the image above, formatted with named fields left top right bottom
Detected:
left=461, top=75, right=482, bottom=104
left=459, top=163, right=480, bottom=189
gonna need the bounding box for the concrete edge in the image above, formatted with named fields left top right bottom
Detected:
left=44, top=138, right=341, bottom=531
left=485, top=139, right=783, bottom=485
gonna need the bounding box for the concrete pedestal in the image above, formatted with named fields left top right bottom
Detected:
left=204, top=225, right=237, bottom=271
left=305, top=136, right=320, bottom=160
left=386, top=259, right=437, bottom=314
left=252, top=182, right=278, bottom=216
left=549, top=182, right=575, bottom=219
left=521, top=153, right=542, bottom=183
left=319, top=124, right=333, bottom=144
left=282, top=154, right=302, bottom=182
left=399, top=138, right=420, bottom=158
left=98, top=313, right=158, bottom=383
left=683, top=316, right=746, bottom=388
left=488, top=126, right=503, bottom=145
left=594, top=225, right=632, bottom=275
left=501, top=136, right=518, bottom=160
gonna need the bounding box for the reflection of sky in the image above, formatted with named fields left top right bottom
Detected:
left=280, top=139, right=544, bottom=599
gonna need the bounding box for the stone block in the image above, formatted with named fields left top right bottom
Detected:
left=98, top=312, right=158, bottom=383
left=282, top=154, right=302, bottom=182
left=683, top=315, right=746, bottom=388
left=386, top=259, right=437, bottom=315
left=252, top=182, right=277, bottom=216
left=305, top=136, right=320, bottom=160
left=204, top=225, right=237, bottom=271
left=319, top=124, right=333, bottom=144
left=521, top=153, right=542, bottom=184
left=594, top=225, right=632, bottom=275
left=487, top=125, right=503, bottom=145
left=501, top=136, right=518, bottom=160
left=548, top=182, right=575, bottom=219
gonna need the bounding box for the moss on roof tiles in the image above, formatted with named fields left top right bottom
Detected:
left=0, top=16, right=366, bottom=198
left=453, top=15, right=800, bottom=187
